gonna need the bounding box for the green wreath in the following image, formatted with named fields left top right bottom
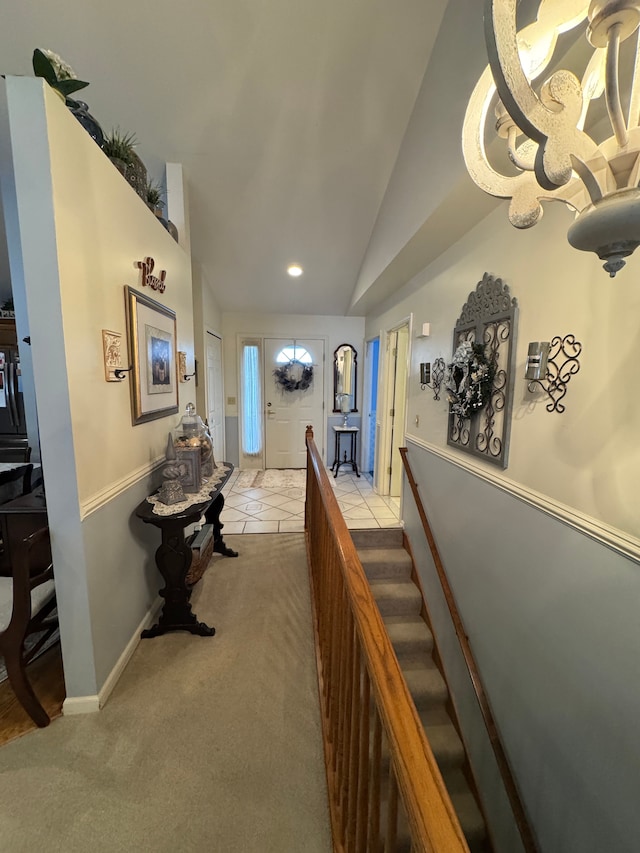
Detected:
left=445, top=341, right=496, bottom=418
left=273, top=360, right=314, bottom=392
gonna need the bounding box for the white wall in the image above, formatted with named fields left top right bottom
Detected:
left=366, top=200, right=640, bottom=542
left=221, top=311, right=365, bottom=466
left=192, top=261, right=222, bottom=423
left=5, top=77, right=196, bottom=700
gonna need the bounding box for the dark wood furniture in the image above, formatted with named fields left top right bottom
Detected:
left=331, top=425, right=360, bottom=478
left=0, top=526, right=57, bottom=727
left=135, top=465, right=234, bottom=639
left=0, top=487, right=47, bottom=577
left=0, top=446, right=31, bottom=463
left=0, top=462, right=33, bottom=505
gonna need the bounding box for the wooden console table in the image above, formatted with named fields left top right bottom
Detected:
left=134, top=465, right=233, bottom=639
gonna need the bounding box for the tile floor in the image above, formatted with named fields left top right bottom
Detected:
left=220, top=468, right=401, bottom=534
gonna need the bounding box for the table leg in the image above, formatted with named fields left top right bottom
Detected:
left=141, top=519, right=215, bottom=638
left=205, top=493, right=238, bottom=557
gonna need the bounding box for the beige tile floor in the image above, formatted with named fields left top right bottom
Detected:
left=220, top=468, right=401, bottom=534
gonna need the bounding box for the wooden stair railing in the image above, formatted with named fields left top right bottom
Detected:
left=305, top=426, right=469, bottom=853
left=399, top=446, right=539, bottom=853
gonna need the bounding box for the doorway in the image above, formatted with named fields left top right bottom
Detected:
left=263, top=338, right=324, bottom=468
left=362, top=337, right=380, bottom=477
left=377, top=321, right=410, bottom=497
left=206, top=331, right=225, bottom=462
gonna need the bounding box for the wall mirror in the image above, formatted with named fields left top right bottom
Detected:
left=333, top=344, right=358, bottom=412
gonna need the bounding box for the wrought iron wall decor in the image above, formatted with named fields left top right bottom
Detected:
left=526, top=334, right=582, bottom=414
left=447, top=272, right=518, bottom=469
left=420, top=357, right=445, bottom=399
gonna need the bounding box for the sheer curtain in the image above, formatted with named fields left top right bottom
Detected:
left=241, top=342, right=262, bottom=457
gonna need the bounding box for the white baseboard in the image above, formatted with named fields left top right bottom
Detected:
left=62, top=595, right=163, bottom=716
left=62, top=695, right=101, bottom=715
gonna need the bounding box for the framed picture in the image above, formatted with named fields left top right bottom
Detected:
left=125, top=286, right=179, bottom=425
left=102, top=329, right=123, bottom=382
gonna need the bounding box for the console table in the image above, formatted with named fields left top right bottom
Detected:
left=331, top=426, right=360, bottom=478
left=134, top=464, right=233, bottom=639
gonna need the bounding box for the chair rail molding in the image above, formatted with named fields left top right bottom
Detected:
left=405, top=435, right=640, bottom=565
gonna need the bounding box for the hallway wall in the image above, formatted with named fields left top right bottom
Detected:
left=4, top=77, right=197, bottom=702
left=355, top=3, right=640, bottom=848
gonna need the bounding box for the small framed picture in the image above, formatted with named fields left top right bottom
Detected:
left=176, top=446, right=202, bottom=492
left=102, top=329, right=123, bottom=382
left=125, top=286, right=179, bottom=425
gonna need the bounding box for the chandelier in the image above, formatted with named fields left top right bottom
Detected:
left=463, top=0, right=640, bottom=277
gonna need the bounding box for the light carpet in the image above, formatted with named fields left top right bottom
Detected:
left=233, top=469, right=306, bottom=491
left=0, top=534, right=331, bottom=853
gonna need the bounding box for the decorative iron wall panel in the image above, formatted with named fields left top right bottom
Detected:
left=447, top=272, right=518, bottom=468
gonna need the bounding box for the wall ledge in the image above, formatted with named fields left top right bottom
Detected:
left=405, top=436, right=640, bottom=565
left=80, top=456, right=164, bottom=519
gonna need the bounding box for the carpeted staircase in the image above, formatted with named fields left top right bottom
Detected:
left=351, top=527, right=491, bottom=853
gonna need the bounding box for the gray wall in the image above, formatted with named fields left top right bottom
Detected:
left=403, top=441, right=640, bottom=853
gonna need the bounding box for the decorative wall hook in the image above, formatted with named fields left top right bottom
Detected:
left=420, top=357, right=445, bottom=399
left=114, top=366, right=133, bottom=380
left=183, top=359, right=198, bottom=384
left=526, top=335, right=582, bottom=413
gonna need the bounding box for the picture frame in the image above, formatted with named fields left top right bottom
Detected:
left=125, top=286, right=179, bottom=425
left=102, top=329, right=123, bottom=382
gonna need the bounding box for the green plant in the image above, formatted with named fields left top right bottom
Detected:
left=145, top=180, right=165, bottom=210
left=32, top=49, right=89, bottom=102
left=102, top=128, right=139, bottom=166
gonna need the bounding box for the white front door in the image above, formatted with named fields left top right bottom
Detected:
left=264, top=338, right=324, bottom=468
left=206, top=332, right=225, bottom=462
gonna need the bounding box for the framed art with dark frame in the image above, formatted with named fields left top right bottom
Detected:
left=125, top=286, right=179, bottom=425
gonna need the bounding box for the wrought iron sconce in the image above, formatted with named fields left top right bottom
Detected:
left=419, top=357, right=445, bottom=400
left=183, top=358, right=198, bottom=384
left=525, top=335, right=582, bottom=414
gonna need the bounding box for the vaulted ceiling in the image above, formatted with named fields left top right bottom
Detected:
left=0, top=0, right=450, bottom=316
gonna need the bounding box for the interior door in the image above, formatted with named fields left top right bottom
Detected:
left=264, top=338, right=324, bottom=468
left=389, top=325, right=409, bottom=496
left=206, top=332, right=225, bottom=462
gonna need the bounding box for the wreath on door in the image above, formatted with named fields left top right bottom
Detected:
left=273, top=360, right=314, bottom=392
left=445, top=341, right=496, bottom=417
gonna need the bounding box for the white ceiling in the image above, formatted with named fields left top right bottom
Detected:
left=0, top=0, right=449, bottom=316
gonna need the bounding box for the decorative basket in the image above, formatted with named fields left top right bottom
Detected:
left=185, top=524, right=214, bottom=587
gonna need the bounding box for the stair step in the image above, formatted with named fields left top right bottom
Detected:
left=359, top=547, right=413, bottom=580
left=370, top=579, right=423, bottom=617
left=350, top=527, right=404, bottom=550
left=383, top=617, right=434, bottom=661
left=442, top=768, right=488, bottom=850
left=403, top=664, right=448, bottom=709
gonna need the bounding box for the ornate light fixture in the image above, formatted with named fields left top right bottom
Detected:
left=463, top=1, right=640, bottom=277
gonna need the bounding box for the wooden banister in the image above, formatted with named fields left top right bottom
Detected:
left=399, top=446, right=539, bottom=853
left=305, top=426, right=469, bottom=853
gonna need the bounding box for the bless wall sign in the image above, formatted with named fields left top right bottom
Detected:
left=135, top=256, right=166, bottom=293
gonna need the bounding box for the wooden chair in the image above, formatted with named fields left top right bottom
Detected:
left=0, top=527, right=57, bottom=727
left=0, top=446, right=32, bottom=463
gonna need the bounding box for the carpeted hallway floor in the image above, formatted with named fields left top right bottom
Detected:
left=0, top=533, right=332, bottom=853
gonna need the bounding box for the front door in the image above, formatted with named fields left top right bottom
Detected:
left=264, top=338, right=324, bottom=468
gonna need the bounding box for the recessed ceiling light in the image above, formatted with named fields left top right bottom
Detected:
left=287, top=264, right=303, bottom=277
